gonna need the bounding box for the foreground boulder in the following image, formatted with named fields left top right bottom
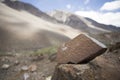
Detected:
left=52, top=34, right=120, bottom=80
left=57, top=34, right=107, bottom=64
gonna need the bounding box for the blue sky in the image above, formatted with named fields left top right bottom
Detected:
left=20, top=0, right=115, bottom=12
left=20, top=0, right=120, bottom=27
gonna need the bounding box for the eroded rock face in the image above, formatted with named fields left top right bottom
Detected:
left=52, top=64, right=90, bottom=80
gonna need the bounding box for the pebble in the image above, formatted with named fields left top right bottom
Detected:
left=28, top=64, right=37, bottom=72
left=46, top=76, right=52, bottom=80
left=118, top=57, right=120, bottom=61
left=21, top=66, right=29, bottom=71
left=23, top=73, right=30, bottom=80
left=14, top=60, right=19, bottom=65
left=2, top=64, right=10, bottom=69
left=21, top=64, right=37, bottom=72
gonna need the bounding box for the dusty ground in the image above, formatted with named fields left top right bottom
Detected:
left=0, top=53, right=57, bottom=80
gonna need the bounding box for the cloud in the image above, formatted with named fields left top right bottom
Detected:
left=75, top=11, right=120, bottom=27
left=100, top=0, right=120, bottom=11
left=84, top=0, right=90, bottom=5
left=66, top=4, right=72, bottom=9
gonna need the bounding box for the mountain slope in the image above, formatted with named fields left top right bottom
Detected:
left=0, top=3, right=80, bottom=52
left=85, top=18, right=120, bottom=32
left=2, top=0, right=58, bottom=23
left=49, top=10, right=120, bottom=34
left=49, top=10, right=120, bottom=45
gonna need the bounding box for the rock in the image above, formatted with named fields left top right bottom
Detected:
left=23, top=73, right=30, bottom=80
left=52, top=64, right=90, bottom=80
left=2, top=64, right=10, bottom=69
left=57, top=34, right=107, bottom=64
left=113, top=50, right=118, bottom=54
left=28, top=64, right=37, bottom=72
left=1, top=57, right=10, bottom=62
left=52, top=34, right=119, bottom=80
left=21, top=66, right=29, bottom=71
left=49, top=53, right=57, bottom=62
left=14, top=60, right=19, bottom=65
left=52, top=53, right=120, bottom=80
left=32, top=54, right=44, bottom=61
left=21, top=64, right=37, bottom=72
left=119, top=57, right=120, bottom=61
left=46, top=76, right=52, bottom=80
left=109, top=42, right=120, bottom=52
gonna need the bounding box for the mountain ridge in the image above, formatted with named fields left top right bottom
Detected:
left=2, top=0, right=120, bottom=33
left=49, top=10, right=120, bottom=33
left=2, top=0, right=59, bottom=23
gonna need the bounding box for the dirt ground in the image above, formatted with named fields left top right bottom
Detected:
left=0, top=53, right=57, bottom=80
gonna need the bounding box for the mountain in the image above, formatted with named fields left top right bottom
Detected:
left=0, top=0, right=120, bottom=52
left=49, top=10, right=120, bottom=34
left=3, top=0, right=120, bottom=33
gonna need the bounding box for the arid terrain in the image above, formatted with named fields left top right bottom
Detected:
left=0, top=52, right=57, bottom=80
left=0, top=0, right=120, bottom=80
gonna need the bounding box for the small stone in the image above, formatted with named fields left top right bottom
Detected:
left=2, top=64, right=10, bottom=69
left=113, top=50, right=118, bottom=54
left=28, top=64, right=37, bottom=72
left=21, top=66, right=29, bottom=71
left=46, top=76, right=52, bottom=80
left=49, top=53, right=57, bottom=62
left=14, top=60, right=19, bottom=65
left=118, top=57, right=120, bottom=61
left=32, top=54, right=44, bottom=61
left=23, top=73, right=30, bottom=80
left=1, top=58, right=6, bottom=62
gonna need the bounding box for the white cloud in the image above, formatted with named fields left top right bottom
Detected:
left=84, top=0, right=90, bottom=5
left=75, top=11, right=120, bottom=27
left=100, top=0, right=120, bottom=11
left=66, top=4, right=72, bottom=9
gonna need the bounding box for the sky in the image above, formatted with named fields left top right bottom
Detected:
left=20, top=0, right=120, bottom=27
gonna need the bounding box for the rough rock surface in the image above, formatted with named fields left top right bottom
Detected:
left=52, top=48, right=120, bottom=80
left=57, top=34, right=107, bottom=64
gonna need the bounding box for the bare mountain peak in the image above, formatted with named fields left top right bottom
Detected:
left=49, top=10, right=72, bottom=22
left=49, top=10, right=85, bottom=22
